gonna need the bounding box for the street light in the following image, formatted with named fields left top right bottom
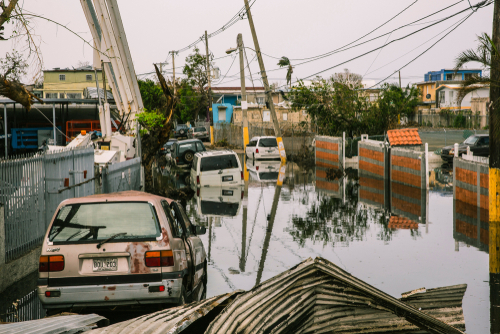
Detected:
left=226, top=47, right=238, bottom=55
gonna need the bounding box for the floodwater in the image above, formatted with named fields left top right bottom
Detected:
left=164, top=157, right=490, bottom=333
left=1, top=156, right=490, bottom=333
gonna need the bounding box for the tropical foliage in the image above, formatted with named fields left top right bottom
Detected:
left=287, top=69, right=420, bottom=137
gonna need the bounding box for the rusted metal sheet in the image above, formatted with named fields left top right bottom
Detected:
left=0, top=313, right=106, bottom=334
left=205, top=257, right=466, bottom=334
left=88, top=291, right=242, bottom=334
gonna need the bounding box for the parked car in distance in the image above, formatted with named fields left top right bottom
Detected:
left=170, top=139, right=206, bottom=168
left=247, top=159, right=281, bottom=182
left=246, top=136, right=280, bottom=160
left=441, top=134, right=489, bottom=163
left=194, top=185, right=243, bottom=217
left=188, top=127, right=210, bottom=142
left=191, top=150, right=243, bottom=188
left=173, top=124, right=190, bottom=139
left=37, top=190, right=207, bottom=312
left=160, top=139, right=178, bottom=156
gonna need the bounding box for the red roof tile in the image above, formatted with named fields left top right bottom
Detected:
left=388, top=216, right=419, bottom=230
left=387, top=128, right=422, bottom=147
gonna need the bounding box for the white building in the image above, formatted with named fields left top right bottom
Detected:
left=436, top=84, right=489, bottom=109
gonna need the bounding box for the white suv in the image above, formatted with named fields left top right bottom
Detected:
left=191, top=150, right=243, bottom=188
left=246, top=136, right=280, bottom=160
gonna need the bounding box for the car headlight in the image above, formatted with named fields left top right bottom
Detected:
left=449, top=149, right=454, bottom=155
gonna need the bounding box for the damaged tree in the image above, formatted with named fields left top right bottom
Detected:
left=138, top=64, right=175, bottom=192
left=0, top=50, right=42, bottom=111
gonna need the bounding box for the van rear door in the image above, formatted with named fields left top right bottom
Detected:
left=199, top=156, right=222, bottom=187
left=219, top=154, right=240, bottom=185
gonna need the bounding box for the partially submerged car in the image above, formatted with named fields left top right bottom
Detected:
left=188, top=127, right=210, bottom=142
left=160, top=139, right=178, bottom=156
left=194, top=186, right=243, bottom=218
left=190, top=150, right=243, bottom=188
left=37, top=191, right=207, bottom=312
left=245, top=136, right=280, bottom=160
left=170, top=139, right=206, bottom=168
left=441, top=134, right=489, bottom=163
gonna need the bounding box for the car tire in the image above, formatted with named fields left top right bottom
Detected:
left=180, top=130, right=185, bottom=135
left=177, top=285, right=187, bottom=306
left=183, top=150, right=195, bottom=163
left=184, top=175, right=190, bottom=185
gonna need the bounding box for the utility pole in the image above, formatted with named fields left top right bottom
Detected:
left=398, top=71, right=402, bottom=125
left=490, top=2, right=500, bottom=332
left=243, top=0, right=286, bottom=162
left=238, top=33, right=249, bottom=149
left=172, top=51, right=176, bottom=96
left=205, top=30, right=214, bottom=144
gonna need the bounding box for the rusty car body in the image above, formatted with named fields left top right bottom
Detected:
left=37, top=191, right=207, bottom=311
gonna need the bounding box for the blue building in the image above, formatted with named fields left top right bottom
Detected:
left=424, top=69, right=482, bottom=82
left=212, top=103, right=234, bottom=123
left=211, top=87, right=266, bottom=124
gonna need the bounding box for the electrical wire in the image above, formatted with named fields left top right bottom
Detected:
left=171, top=0, right=257, bottom=55
left=365, top=11, right=475, bottom=89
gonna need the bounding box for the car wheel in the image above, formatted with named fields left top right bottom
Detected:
left=184, top=175, right=190, bottom=185
left=183, top=150, right=195, bottom=162
left=180, top=129, right=185, bottom=135
left=177, top=285, right=187, bottom=306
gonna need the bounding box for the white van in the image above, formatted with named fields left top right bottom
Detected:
left=191, top=150, right=243, bottom=188
left=245, top=136, right=280, bottom=160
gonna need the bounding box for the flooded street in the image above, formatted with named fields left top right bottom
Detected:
left=168, top=159, right=490, bottom=333
left=1, top=157, right=490, bottom=332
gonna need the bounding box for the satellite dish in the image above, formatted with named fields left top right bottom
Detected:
left=426, top=94, right=431, bottom=99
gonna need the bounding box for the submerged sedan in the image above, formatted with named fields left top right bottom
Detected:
left=441, top=134, right=489, bottom=163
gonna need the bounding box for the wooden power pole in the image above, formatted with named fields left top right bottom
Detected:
left=172, top=51, right=176, bottom=96
left=243, top=0, right=286, bottom=161
left=491, top=1, right=500, bottom=332
left=205, top=30, right=214, bottom=144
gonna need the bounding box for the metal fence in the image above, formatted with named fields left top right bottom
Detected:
left=0, top=153, right=45, bottom=263
left=101, top=157, right=141, bottom=194
left=211, top=121, right=317, bottom=156
left=3, top=290, right=46, bottom=322
left=345, top=134, right=386, bottom=158
left=412, top=114, right=488, bottom=129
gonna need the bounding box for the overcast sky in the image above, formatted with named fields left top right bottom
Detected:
left=3, top=0, right=495, bottom=88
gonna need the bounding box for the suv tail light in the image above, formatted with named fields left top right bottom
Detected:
left=39, top=255, right=65, bottom=272
left=241, top=190, right=244, bottom=199
left=241, top=171, right=243, bottom=179
left=176, top=157, right=179, bottom=163
left=197, top=188, right=200, bottom=197
left=256, top=166, right=259, bottom=171
left=197, top=176, right=200, bottom=185
left=145, top=250, right=174, bottom=267
left=256, top=148, right=259, bottom=153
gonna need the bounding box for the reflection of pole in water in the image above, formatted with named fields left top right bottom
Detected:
left=240, top=180, right=249, bottom=272
left=208, top=217, right=213, bottom=263
left=255, top=184, right=282, bottom=286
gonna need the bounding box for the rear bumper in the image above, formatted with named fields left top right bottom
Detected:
left=38, top=276, right=183, bottom=309
left=255, top=152, right=280, bottom=160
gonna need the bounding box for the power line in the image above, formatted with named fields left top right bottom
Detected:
left=170, top=0, right=257, bottom=55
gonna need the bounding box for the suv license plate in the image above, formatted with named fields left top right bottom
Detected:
left=222, top=176, right=233, bottom=182
left=93, top=258, right=118, bottom=272
left=222, top=190, right=234, bottom=196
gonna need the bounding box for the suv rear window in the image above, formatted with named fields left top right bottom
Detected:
left=178, top=142, right=197, bottom=154
left=194, top=127, right=206, bottom=132
left=259, top=138, right=278, bottom=147
left=200, top=155, right=239, bottom=172
left=48, top=202, right=161, bottom=244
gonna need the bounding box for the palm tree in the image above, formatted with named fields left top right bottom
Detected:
left=277, top=56, right=293, bottom=87
left=454, top=33, right=499, bottom=107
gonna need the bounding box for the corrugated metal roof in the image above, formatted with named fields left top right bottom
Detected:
left=88, top=291, right=242, bottom=334
left=0, top=314, right=106, bottom=334
left=205, top=257, right=465, bottom=334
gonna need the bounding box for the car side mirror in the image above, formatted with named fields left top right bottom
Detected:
left=194, top=225, right=206, bottom=235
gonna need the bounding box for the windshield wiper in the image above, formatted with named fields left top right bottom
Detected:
left=96, top=232, right=127, bottom=249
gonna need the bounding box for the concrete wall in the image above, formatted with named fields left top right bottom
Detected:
left=453, top=157, right=489, bottom=253
left=232, top=107, right=310, bottom=124
left=358, top=140, right=387, bottom=179
left=358, top=174, right=388, bottom=209
left=390, top=147, right=427, bottom=189
left=0, top=205, right=41, bottom=294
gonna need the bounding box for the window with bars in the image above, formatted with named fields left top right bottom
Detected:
left=86, top=74, right=93, bottom=81
left=45, top=93, right=58, bottom=99
left=256, top=97, right=265, bottom=105
left=59, top=93, right=65, bottom=99
left=67, top=93, right=82, bottom=99
left=59, top=74, right=66, bottom=81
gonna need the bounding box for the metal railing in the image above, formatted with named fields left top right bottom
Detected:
left=3, top=290, right=46, bottom=322
left=0, top=153, right=45, bottom=262
left=101, top=157, right=141, bottom=194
